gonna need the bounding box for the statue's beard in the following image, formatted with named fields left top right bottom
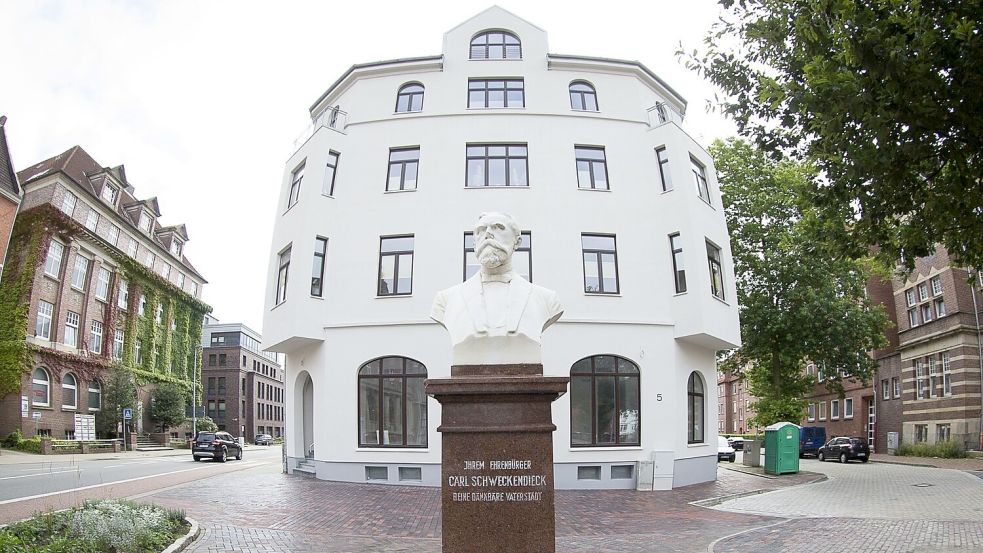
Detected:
left=476, top=240, right=510, bottom=269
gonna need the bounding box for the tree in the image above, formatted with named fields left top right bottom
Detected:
left=712, top=138, right=889, bottom=427
left=195, top=416, right=217, bottom=433
left=685, top=1, right=983, bottom=270
left=95, top=368, right=136, bottom=438
left=149, top=382, right=188, bottom=432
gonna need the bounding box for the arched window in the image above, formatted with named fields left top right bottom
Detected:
left=358, top=357, right=427, bottom=447
left=32, top=367, right=50, bottom=407
left=569, top=81, right=598, bottom=111
left=395, top=83, right=424, bottom=113
left=62, top=373, right=78, bottom=409
left=570, top=355, right=640, bottom=447
left=687, top=372, right=705, bottom=444
left=88, top=380, right=102, bottom=411
left=470, top=30, right=521, bottom=60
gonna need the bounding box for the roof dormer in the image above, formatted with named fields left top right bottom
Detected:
left=123, top=197, right=161, bottom=234
left=157, top=224, right=189, bottom=258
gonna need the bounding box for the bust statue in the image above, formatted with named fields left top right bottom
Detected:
left=431, top=212, right=563, bottom=365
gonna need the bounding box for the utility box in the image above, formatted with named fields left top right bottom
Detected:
left=764, top=422, right=800, bottom=475
left=743, top=439, right=762, bottom=467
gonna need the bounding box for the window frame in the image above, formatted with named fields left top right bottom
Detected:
left=386, top=147, right=420, bottom=192
left=90, top=320, right=103, bottom=354
left=574, top=146, right=609, bottom=190
left=930, top=276, right=943, bottom=296
left=87, top=380, right=102, bottom=411
left=94, top=267, right=111, bottom=301
left=275, top=246, right=291, bottom=305
left=32, top=367, right=51, bottom=407
left=706, top=240, right=726, bottom=300
left=288, top=162, right=304, bottom=208
left=469, top=30, right=521, bottom=60
left=844, top=398, right=853, bottom=419
left=569, top=355, right=641, bottom=447
left=64, top=311, right=80, bottom=348
left=691, top=156, right=711, bottom=204
left=687, top=372, right=706, bottom=444
left=113, top=329, right=125, bottom=360
left=44, top=241, right=64, bottom=278
left=669, top=233, right=686, bottom=294
left=377, top=235, right=415, bottom=296
left=656, top=147, right=672, bottom=191
left=581, top=233, right=620, bottom=294
left=62, top=373, right=78, bottom=410
left=569, top=81, right=599, bottom=111
left=357, top=356, right=428, bottom=448
left=468, top=78, right=525, bottom=108
left=84, top=209, right=99, bottom=232
left=942, top=351, right=952, bottom=396
left=465, top=143, right=528, bottom=188
left=60, top=191, right=78, bottom=216
left=311, top=237, right=327, bottom=297
left=70, top=256, right=89, bottom=290
left=323, top=151, right=340, bottom=196
left=36, top=300, right=54, bottom=339
left=395, top=83, right=424, bottom=113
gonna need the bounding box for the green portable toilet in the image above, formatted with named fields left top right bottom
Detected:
left=763, top=422, right=800, bottom=475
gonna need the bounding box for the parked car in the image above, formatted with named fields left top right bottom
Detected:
left=727, top=436, right=745, bottom=451
left=255, top=434, right=273, bottom=446
left=192, top=431, right=243, bottom=462
left=799, top=426, right=827, bottom=457
left=717, top=436, right=736, bottom=462
left=817, top=436, right=870, bottom=463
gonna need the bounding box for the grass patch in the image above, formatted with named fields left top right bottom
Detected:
left=0, top=499, right=188, bottom=552
left=895, top=440, right=968, bottom=459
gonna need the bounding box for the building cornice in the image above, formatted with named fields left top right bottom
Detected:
left=309, top=56, right=445, bottom=118
left=547, top=54, right=687, bottom=112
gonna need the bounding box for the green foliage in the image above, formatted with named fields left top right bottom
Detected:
left=684, top=1, right=983, bottom=271
left=195, top=416, right=217, bottom=433
left=712, top=139, right=889, bottom=428
left=3, top=428, right=24, bottom=447
left=3, top=431, right=43, bottom=454
left=896, top=440, right=968, bottom=459
left=95, top=367, right=138, bottom=438
left=149, top=382, right=189, bottom=431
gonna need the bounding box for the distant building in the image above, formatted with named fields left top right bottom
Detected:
left=201, top=323, right=283, bottom=441
left=717, top=371, right=758, bottom=435
left=0, top=145, right=209, bottom=440
left=802, top=362, right=873, bottom=444
left=0, top=116, right=23, bottom=279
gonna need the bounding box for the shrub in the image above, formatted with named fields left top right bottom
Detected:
left=896, top=440, right=967, bottom=459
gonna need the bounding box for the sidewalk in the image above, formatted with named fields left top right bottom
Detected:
left=869, top=452, right=983, bottom=471
left=0, top=444, right=269, bottom=465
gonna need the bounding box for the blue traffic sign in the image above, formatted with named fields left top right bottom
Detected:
left=123, top=408, right=133, bottom=420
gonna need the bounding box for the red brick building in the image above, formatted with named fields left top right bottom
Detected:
left=717, top=370, right=758, bottom=435
left=0, top=116, right=23, bottom=280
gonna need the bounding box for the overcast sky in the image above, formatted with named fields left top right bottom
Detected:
left=1, top=0, right=736, bottom=333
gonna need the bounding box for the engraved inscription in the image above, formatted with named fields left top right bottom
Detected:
left=448, top=459, right=547, bottom=502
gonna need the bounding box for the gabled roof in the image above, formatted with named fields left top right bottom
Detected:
left=122, top=196, right=162, bottom=217
left=157, top=224, right=189, bottom=242
left=0, top=116, right=21, bottom=201
left=442, top=5, right=546, bottom=36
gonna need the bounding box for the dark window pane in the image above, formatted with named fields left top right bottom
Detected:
left=381, top=237, right=414, bottom=252
left=360, top=379, right=379, bottom=445
left=406, top=378, right=427, bottom=446
left=594, top=356, right=616, bottom=373
left=594, top=376, right=616, bottom=445
left=383, top=377, right=404, bottom=445
left=618, top=376, right=640, bottom=444
left=570, top=376, right=592, bottom=445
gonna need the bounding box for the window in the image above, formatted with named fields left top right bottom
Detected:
left=89, top=380, right=102, bottom=411
left=468, top=79, right=524, bottom=108
left=570, top=355, right=640, bottom=446
left=118, top=280, right=128, bottom=309
left=581, top=234, right=619, bottom=294
left=915, top=360, right=925, bottom=399
left=160, top=263, right=171, bottom=280
left=62, top=373, right=78, bottom=409
left=32, top=368, right=50, bottom=406
left=64, top=311, right=80, bottom=348
left=127, top=239, right=138, bottom=258
left=275, top=246, right=291, bottom=305
left=807, top=403, right=816, bottom=421
left=920, top=303, right=932, bottom=323
left=70, top=256, right=89, bottom=290
left=907, top=308, right=918, bottom=327
left=691, top=157, right=711, bottom=204
left=219, top=353, right=226, bottom=366
left=892, top=376, right=900, bottom=398
left=101, top=184, right=118, bottom=204
left=469, top=30, right=521, bottom=59
left=145, top=251, right=156, bottom=269
left=942, top=351, right=952, bottom=396
left=311, top=237, right=327, bottom=297
left=135, top=339, right=143, bottom=364
left=575, top=146, right=609, bottom=190
left=113, top=329, right=124, bottom=360
left=882, top=379, right=890, bottom=400
left=94, top=267, right=111, bottom=301
left=844, top=398, right=853, bottom=418
left=930, top=276, right=942, bottom=295
left=208, top=354, right=216, bottom=367
left=170, top=240, right=182, bottom=257
left=323, top=152, right=340, bottom=196
left=90, top=321, right=103, bottom=354
left=84, top=209, right=99, bottom=232
left=569, top=81, right=598, bottom=111
left=937, top=423, right=951, bottom=443
left=44, top=241, right=64, bottom=278
left=138, top=212, right=152, bottom=232
left=706, top=241, right=725, bottom=300
left=466, top=144, right=528, bottom=187
left=176, top=273, right=185, bottom=289
left=918, top=283, right=929, bottom=301
left=905, top=289, right=916, bottom=306
left=687, top=372, right=705, bottom=444
left=60, top=191, right=77, bottom=216
left=914, top=424, right=928, bottom=443
left=358, top=357, right=428, bottom=447
left=35, top=301, right=54, bottom=339
left=108, top=225, right=120, bottom=246
left=377, top=236, right=414, bottom=296
left=154, top=304, right=163, bottom=324
left=395, top=83, right=424, bottom=112
left=934, top=298, right=946, bottom=317
left=288, top=163, right=304, bottom=208
left=928, top=357, right=938, bottom=398
left=138, top=294, right=146, bottom=316
left=207, top=400, right=216, bottom=417
left=464, top=231, right=531, bottom=281
left=669, top=233, right=686, bottom=293
left=218, top=377, right=226, bottom=394
left=656, top=147, right=672, bottom=191
left=387, top=148, right=419, bottom=192
left=819, top=401, right=826, bottom=420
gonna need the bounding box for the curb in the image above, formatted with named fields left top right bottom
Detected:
left=162, top=517, right=200, bottom=553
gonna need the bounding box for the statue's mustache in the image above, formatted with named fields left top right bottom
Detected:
left=476, top=239, right=509, bottom=255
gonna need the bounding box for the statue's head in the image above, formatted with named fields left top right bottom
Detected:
left=474, top=212, right=521, bottom=271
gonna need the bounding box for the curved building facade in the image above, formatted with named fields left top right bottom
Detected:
left=263, top=7, right=740, bottom=490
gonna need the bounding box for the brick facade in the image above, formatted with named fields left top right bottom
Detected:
left=717, top=371, right=758, bottom=435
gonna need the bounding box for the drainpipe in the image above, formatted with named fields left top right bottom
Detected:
left=971, top=277, right=983, bottom=451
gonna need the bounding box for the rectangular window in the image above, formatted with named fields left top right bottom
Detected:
left=934, top=298, right=946, bottom=318
left=218, top=377, right=226, bottom=394
left=669, top=233, right=686, bottom=293
left=138, top=212, right=152, bottom=232
left=915, top=361, right=925, bottom=399
left=127, top=239, right=138, bottom=258
left=60, top=191, right=77, bottom=216
left=208, top=354, right=216, bottom=367
left=276, top=246, right=291, bottom=305
left=113, top=329, right=124, bottom=360
left=831, top=399, right=839, bottom=419
left=575, top=146, right=609, bottom=190
left=581, top=234, right=619, bottom=294
left=468, top=79, right=524, bottom=108
left=34, top=300, right=55, bottom=340
left=819, top=401, right=826, bottom=420
left=937, top=423, right=951, bottom=443
left=907, top=308, right=918, bottom=327
left=145, top=251, right=156, bottom=269
left=118, top=280, right=128, bottom=309
left=691, top=156, right=711, bottom=204
left=176, top=273, right=185, bottom=289
left=89, top=320, right=103, bottom=353
left=95, top=267, right=111, bottom=301
left=656, top=147, right=672, bottom=191
left=844, top=398, right=853, bottom=418
left=155, top=304, right=162, bottom=324
left=219, top=353, right=227, bottom=366
left=170, top=241, right=182, bottom=257
left=466, top=144, right=528, bottom=187
left=101, top=184, right=118, bottom=204
left=64, top=311, right=80, bottom=348
left=882, top=379, right=890, bottom=400
left=311, top=237, right=327, bottom=297
left=288, top=163, right=304, bottom=207
left=464, top=231, right=532, bottom=281
left=108, top=224, right=120, bottom=246
left=892, top=376, right=900, bottom=398
left=387, top=148, right=419, bottom=192
left=928, top=357, right=938, bottom=398
left=942, top=351, right=952, bottom=396
left=930, top=276, right=943, bottom=296
left=71, top=256, right=89, bottom=290
left=208, top=400, right=216, bottom=417
left=807, top=403, right=816, bottom=421
left=378, top=236, right=414, bottom=296
left=915, top=424, right=928, bottom=443
left=918, top=283, right=929, bottom=301
left=139, top=294, right=146, bottom=316
left=84, top=210, right=99, bottom=232
left=160, top=263, right=171, bottom=280
left=135, top=339, right=142, bottom=364
left=323, top=152, right=340, bottom=196
left=44, top=241, right=64, bottom=278
left=905, top=289, right=916, bottom=307
left=921, top=303, right=933, bottom=323
left=706, top=241, right=725, bottom=300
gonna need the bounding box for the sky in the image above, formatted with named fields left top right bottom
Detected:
left=1, top=0, right=737, bottom=334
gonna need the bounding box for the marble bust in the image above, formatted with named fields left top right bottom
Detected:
left=431, top=212, right=563, bottom=365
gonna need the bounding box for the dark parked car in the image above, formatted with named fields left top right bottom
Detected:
left=817, top=436, right=870, bottom=463
left=192, top=431, right=243, bottom=462
left=255, top=434, right=273, bottom=446
left=727, top=437, right=745, bottom=451
left=800, top=426, right=827, bottom=457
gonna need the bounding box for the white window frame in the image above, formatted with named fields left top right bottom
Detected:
left=64, top=311, right=80, bottom=348
left=60, top=191, right=78, bottom=216
left=830, top=399, right=840, bottom=420
left=44, top=241, right=64, bottom=278
left=95, top=267, right=111, bottom=301
left=108, top=224, right=120, bottom=246
left=62, top=373, right=78, bottom=409
left=113, top=329, right=125, bottom=360
left=70, top=256, right=89, bottom=290
left=90, top=320, right=103, bottom=354
left=934, top=298, right=946, bottom=318
left=844, top=398, right=853, bottom=419
left=905, top=289, right=916, bottom=307
left=138, top=211, right=152, bottom=232
left=127, top=240, right=138, bottom=258
left=101, top=183, right=118, bottom=204
left=920, top=303, right=933, bottom=323
left=930, top=276, right=943, bottom=296
left=882, top=379, right=890, bottom=400
left=84, top=209, right=99, bottom=232
left=819, top=401, right=826, bottom=420
left=117, top=280, right=129, bottom=309
left=32, top=368, right=51, bottom=407
left=88, top=380, right=101, bottom=411
left=942, top=351, right=952, bottom=396
left=35, top=301, right=54, bottom=339
left=807, top=403, right=816, bottom=421
left=918, top=283, right=929, bottom=301
left=892, top=377, right=900, bottom=398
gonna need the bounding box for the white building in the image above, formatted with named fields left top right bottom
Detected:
left=263, top=7, right=739, bottom=490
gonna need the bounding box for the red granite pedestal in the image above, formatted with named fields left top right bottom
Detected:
left=426, top=364, right=568, bottom=553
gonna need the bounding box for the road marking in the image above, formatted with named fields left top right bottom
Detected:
left=0, top=468, right=80, bottom=481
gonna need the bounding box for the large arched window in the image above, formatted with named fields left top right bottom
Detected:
left=395, top=83, right=424, bottom=113
left=32, top=367, right=50, bottom=407
left=470, top=30, right=521, bottom=60
left=62, top=373, right=78, bottom=409
left=358, top=357, right=427, bottom=447
left=687, top=372, right=705, bottom=444
left=569, top=81, right=598, bottom=111
left=88, top=380, right=102, bottom=411
left=570, top=355, right=640, bottom=447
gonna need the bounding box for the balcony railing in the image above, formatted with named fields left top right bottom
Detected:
left=292, top=106, right=349, bottom=150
